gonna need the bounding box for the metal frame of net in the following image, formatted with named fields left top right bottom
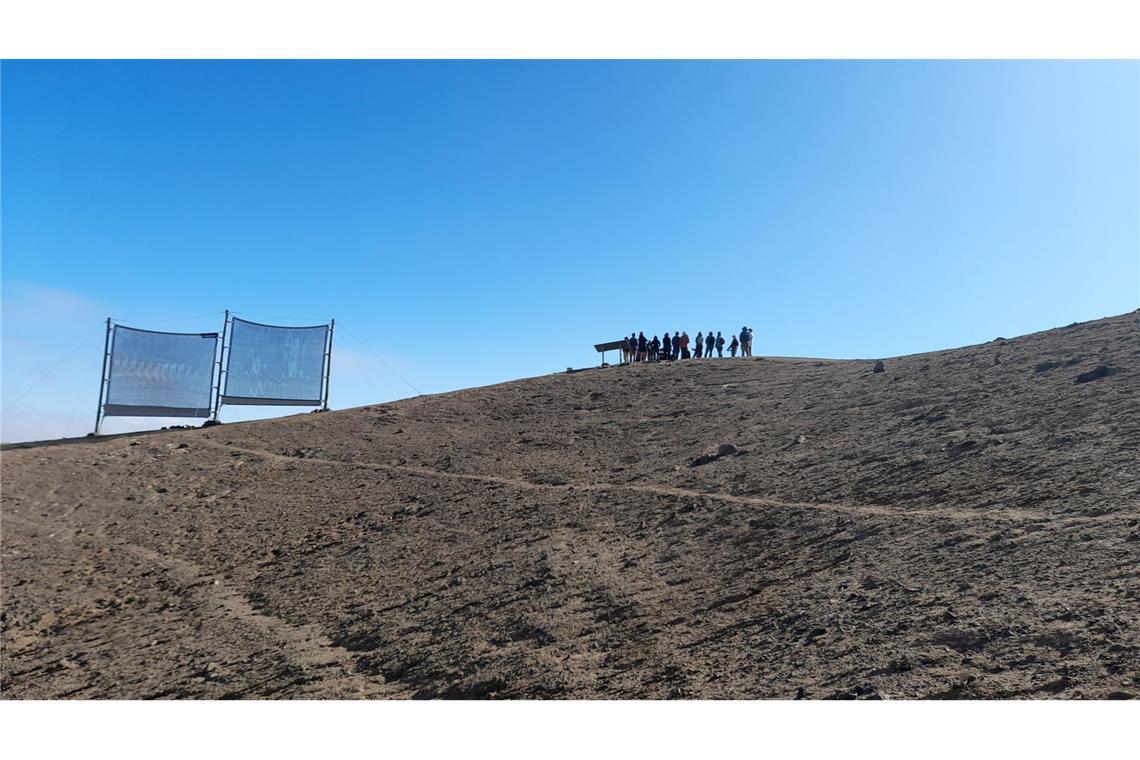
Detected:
left=219, top=316, right=333, bottom=407
left=98, top=324, right=220, bottom=423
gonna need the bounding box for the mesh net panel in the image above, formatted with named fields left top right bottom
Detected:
left=222, top=318, right=328, bottom=405
left=104, top=326, right=219, bottom=417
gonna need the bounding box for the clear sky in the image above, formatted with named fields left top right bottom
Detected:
left=2, top=60, right=1137, bottom=442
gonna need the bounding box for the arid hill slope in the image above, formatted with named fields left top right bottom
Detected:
left=2, top=312, right=1138, bottom=699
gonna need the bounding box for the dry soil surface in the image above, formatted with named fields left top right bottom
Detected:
left=2, top=312, right=1138, bottom=699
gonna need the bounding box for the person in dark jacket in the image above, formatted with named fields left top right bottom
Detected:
left=705, top=331, right=715, bottom=358
left=661, top=332, right=672, bottom=361
left=637, top=332, right=648, bottom=362
left=679, top=332, right=690, bottom=359
left=715, top=332, right=725, bottom=357
left=649, top=335, right=660, bottom=361
left=729, top=335, right=739, bottom=357
left=628, top=332, right=638, bottom=363
left=694, top=332, right=704, bottom=359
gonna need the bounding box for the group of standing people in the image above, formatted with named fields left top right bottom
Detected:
left=623, top=326, right=755, bottom=363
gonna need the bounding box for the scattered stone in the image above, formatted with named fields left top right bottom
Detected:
left=947, top=439, right=979, bottom=456
left=805, top=627, right=827, bottom=643
left=1038, top=356, right=1084, bottom=373
left=530, top=473, right=568, bottom=486
left=872, top=361, right=885, bottom=373
left=689, top=443, right=741, bottom=467
left=887, top=658, right=913, bottom=673
left=1075, top=365, right=1118, bottom=384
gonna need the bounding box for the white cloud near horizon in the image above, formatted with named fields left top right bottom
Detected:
left=2, top=282, right=111, bottom=441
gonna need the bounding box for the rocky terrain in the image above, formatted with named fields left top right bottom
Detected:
left=2, top=311, right=1138, bottom=699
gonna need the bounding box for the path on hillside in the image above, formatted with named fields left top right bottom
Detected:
left=199, top=439, right=1119, bottom=526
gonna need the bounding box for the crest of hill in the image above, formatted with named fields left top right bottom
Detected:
left=1, top=310, right=1137, bottom=699
left=208, top=310, right=1138, bottom=517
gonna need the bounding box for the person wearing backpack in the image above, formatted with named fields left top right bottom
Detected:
left=705, top=331, right=715, bottom=358
left=715, top=332, right=725, bottom=357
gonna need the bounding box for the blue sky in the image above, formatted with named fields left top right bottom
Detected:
left=2, top=60, right=1137, bottom=442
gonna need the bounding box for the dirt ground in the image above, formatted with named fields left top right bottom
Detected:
left=2, top=312, right=1138, bottom=699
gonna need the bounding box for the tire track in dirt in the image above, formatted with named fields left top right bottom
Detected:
left=201, top=439, right=1095, bottom=524
left=3, top=511, right=398, bottom=699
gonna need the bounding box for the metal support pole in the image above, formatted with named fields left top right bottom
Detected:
left=211, top=310, right=229, bottom=421
left=219, top=311, right=235, bottom=419
left=321, top=319, right=335, bottom=411
left=93, top=318, right=112, bottom=435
